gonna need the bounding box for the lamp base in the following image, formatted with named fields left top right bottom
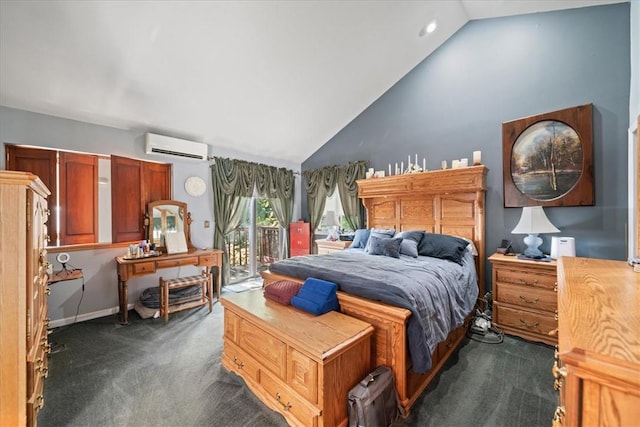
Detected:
left=522, top=233, right=544, bottom=258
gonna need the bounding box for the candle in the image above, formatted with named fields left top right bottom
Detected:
left=401, top=161, right=404, bottom=173
left=415, top=154, right=418, bottom=166
left=452, top=160, right=460, bottom=169
left=395, top=162, right=398, bottom=175
left=408, top=155, right=411, bottom=165
left=473, top=151, right=482, bottom=165
left=441, top=160, right=447, bottom=169
left=460, top=158, right=468, bottom=167
left=389, top=164, right=392, bottom=176
left=423, top=157, right=426, bottom=171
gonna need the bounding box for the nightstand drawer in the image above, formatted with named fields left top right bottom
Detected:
left=495, top=266, right=556, bottom=290
left=494, top=303, right=557, bottom=338
left=495, top=282, right=557, bottom=313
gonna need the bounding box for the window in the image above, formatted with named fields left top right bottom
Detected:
left=315, top=190, right=353, bottom=235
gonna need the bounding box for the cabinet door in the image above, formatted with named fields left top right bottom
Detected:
left=289, top=222, right=310, bottom=256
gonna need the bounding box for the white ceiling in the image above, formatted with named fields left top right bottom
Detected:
left=0, top=1, right=625, bottom=164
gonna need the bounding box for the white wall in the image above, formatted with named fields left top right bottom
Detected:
left=0, top=106, right=301, bottom=325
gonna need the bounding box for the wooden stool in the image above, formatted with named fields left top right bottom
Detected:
left=159, top=271, right=212, bottom=324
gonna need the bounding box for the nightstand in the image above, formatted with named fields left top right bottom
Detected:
left=315, top=239, right=352, bottom=255
left=488, top=253, right=557, bottom=345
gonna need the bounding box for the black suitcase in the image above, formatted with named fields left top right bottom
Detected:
left=347, top=365, right=404, bottom=427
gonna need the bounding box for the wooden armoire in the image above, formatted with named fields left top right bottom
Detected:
left=0, top=171, right=51, bottom=426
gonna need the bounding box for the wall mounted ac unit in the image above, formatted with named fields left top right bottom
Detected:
left=145, top=133, right=208, bottom=161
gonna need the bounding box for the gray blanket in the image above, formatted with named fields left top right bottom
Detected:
left=270, top=249, right=478, bottom=373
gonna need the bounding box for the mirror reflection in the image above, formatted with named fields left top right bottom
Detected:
left=147, top=200, right=191, bottom=250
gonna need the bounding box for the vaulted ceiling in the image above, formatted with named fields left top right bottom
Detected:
left=0, top=1, right=625, bottom=164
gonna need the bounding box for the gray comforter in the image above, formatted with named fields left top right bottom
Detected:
left=269, top=249, right=478, bottom=373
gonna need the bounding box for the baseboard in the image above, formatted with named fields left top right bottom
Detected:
left=50, top=304, right=134, bottom=328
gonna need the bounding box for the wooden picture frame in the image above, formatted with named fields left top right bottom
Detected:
left=502, top=104, right=594, bottom=207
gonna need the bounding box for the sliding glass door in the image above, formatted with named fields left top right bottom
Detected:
left=225, top=197, right=282, bottom=284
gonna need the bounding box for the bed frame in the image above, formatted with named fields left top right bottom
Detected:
left=261, top=165, right=487, bottom=415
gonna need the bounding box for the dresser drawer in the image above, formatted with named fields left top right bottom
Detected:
left=495, top=267, right=556, bottom=290
left=198, top=254, right=220, bottom=266
left=27, top=367, right=45, bottom=427
left=290, top=248, right=309, bottom=257
left=261, top=367, right=320, bottom=427
left=239, top=320, right=287, bottom=379
left=156, top=257, right=198, bottom=269
left=494, top=303, right=557, bottom=338
left=222, top=339, right=261, bottom=383
left=287, top=347, right=318, bottom=404
left=495, top=282, right=557, bottom=313
left=289, top=223, right=309, bottom=238
left=133, top=261, right=156, bottom=274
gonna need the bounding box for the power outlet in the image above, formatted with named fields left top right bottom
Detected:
left=204, top=220, right=210, bottom=228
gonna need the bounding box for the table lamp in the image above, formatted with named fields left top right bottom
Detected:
left=323, top=210, right=340, bottom=240
left=511, top=206, right=559, bottom=258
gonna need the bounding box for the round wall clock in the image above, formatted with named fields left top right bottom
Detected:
left=185, top=176, right=206, bottom=197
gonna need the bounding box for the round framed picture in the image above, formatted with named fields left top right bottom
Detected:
left=184, top=176, right=206, bottom=197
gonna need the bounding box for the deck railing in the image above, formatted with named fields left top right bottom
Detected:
left=225, top=226, right=280, bottom=280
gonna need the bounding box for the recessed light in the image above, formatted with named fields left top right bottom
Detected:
left=419, top=19, right=437, bottom=37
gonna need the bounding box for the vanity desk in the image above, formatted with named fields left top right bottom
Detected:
left=116, top=249, right=221, bottom=324
left=115, top=199, right=222, bottom=324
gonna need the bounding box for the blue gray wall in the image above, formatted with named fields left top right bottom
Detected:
left=302, top=3, right=631, bottom=289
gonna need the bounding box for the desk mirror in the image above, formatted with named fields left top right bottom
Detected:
left=146, top=200, right=192, bottom=251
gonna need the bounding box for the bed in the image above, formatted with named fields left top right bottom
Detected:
left=261, top=165, right=487, bottom=415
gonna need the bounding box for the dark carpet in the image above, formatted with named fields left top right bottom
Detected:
left=38, top=291, right=556, bottom=427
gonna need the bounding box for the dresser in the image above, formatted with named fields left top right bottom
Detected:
left=315, top=239, right=352, bottom=255
left=0, top=171, right=51, bottom=427
left=489, top=253, right=557, bottom=345
left=289, top=221, right=310, bottom=257
left=221, top=291, right=373, bottom=427
left=553, top=257, right=640, bottom=426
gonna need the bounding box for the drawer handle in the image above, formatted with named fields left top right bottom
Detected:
left=36, top=395, right=45, bottom=411
left=552, top=406, right=565, bottom=427
left=519, top=295, right=539, bottom=304
left=275, top=393, right=292, bottom=411
left=552, top=360, right=567, bottom=391
left=519, top=319, right=539, bottom=329
left=45, top=286, right=51, bottom=296
left=518, top=278, right=538, bottom=286
left=36, top=358, right=48, bottom=377
left=548, top=328, right=558, bottom=337
left=233, top=356, right=244, bottom=370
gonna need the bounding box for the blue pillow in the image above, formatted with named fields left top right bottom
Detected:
left=364, top=228, right=396, bottom=253
left=367, top=236, right=402, bottom=258
left=418, top=233, right=469, bottom=265
left=351, top=229, right=371, bottom=249
left=396, top=230, right=424, bottom=258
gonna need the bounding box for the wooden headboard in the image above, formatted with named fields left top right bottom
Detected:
left=356, top=165, right=488, bottom=299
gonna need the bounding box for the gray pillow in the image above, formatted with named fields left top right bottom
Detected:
left=396, top=230, right=424, bottom=258
left=364, top=228, right=396, bottom=253
left=418, top=232, right=469, bottom=265
left=350, top=229, right=370, bottom=249
left=367, top=236, right=402, bottom=258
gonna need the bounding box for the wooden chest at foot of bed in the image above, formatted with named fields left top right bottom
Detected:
left=221, top=290, right=374, bottom=427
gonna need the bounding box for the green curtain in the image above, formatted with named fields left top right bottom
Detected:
left=337, top=161, right=367, bottom=230
left=303, top=166, right=338, bottom=252
left=255, top=164, right=295, bottom=257
left=211, top=157, right=295, bottom=285
left=304, top=161, right=367, bottom=251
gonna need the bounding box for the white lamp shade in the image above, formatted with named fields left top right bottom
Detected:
left=511, top=206, right=560, bottom=234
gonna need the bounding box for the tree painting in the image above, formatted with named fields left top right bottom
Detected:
left=511, top=120, right=583, bottom=201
